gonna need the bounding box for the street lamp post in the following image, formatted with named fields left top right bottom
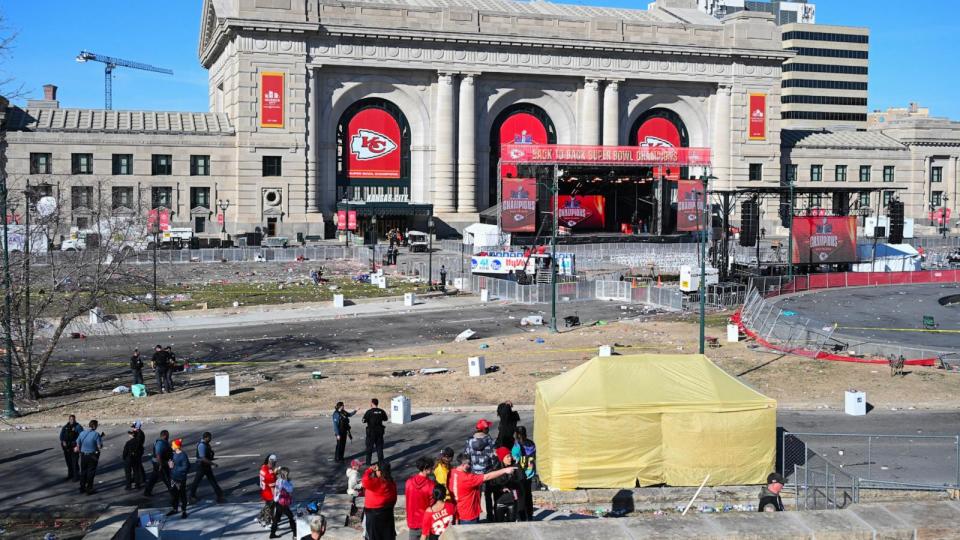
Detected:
left=370, top=215, right=378, bottom=273
left=930, top=203, right=936, bottom=227
left=942, top=195, right=950, bottom=239
left=150, top=220, right=159, bottom=311
left=1, top=170, right=15, bottom=418
left=697, top=174, right=714, bottom=354
left=427, top=216, right=435, bottom=290
left=217, top=199, right=229, bottom=239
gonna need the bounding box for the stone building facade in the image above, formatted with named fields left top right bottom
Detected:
left=1, top=0, right=956, bottom=240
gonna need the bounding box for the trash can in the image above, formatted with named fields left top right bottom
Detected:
left=844, top=390, right=866, bottom=416
left=391, top=395, right=411, bottom=424
left=215, top=373, right=230, bottom=397
left=468, top=356, right=486, bottom=377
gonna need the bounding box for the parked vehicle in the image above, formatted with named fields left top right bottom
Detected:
left=261, top=236, right=289, bottom=248
left=407, top=230, right=429, bottom=252
left=0, top=224, right=50, bottom=254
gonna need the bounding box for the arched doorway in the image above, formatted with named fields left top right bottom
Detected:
left=629, top=108, right=690, bottom=181
left=487, top=103, right=556, bottom=209
left=337, top=98, right=425, bottom=239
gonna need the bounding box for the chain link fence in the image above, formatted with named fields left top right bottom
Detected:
left=783, top=431, right=960, bottom=510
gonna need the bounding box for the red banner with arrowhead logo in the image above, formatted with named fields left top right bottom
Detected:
left=637, top=116, right=683, bottom=180
left=348, top=108, right=401, bottom=179
left=501, top=178, right=537, bottom=232
left=260, top=72, right=285, bottom=129
left=791, top=216, right=857, bottom=264
left=749, top=94, right=766, bottom=140
left=552, top=195, right=606, bottom=229
left=676, top=180, right=705, bottom=232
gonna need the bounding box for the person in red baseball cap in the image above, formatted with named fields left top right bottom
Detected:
left=464, top=419, right=496, bottom=521
left=488, top=447, right=527, bottom=522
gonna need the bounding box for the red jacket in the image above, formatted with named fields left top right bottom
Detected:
left=405, top=473, right=436, bottom=528
left=362, top=467, right=398, bottom=510
left=259, top=464, right=277, bottom=503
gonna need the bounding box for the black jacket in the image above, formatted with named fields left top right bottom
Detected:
left=123, top=437, right=144, bottom=461
left=363, top=407, right=388, bottom=433
left=488, top=464, right=528, bottom=515
left=60, top=422, right=82, bottom=447
left=151, top=351, right=168, bottom=371
left=758, top=486, right=784, bottom=511
left=130, top=354, right=144, bottom=372
left=496, top=404, right=520, bottom=448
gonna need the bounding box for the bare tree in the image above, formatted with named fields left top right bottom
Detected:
left=3, top=177, right=155, bottom=401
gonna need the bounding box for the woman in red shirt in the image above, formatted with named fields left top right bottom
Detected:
left=257, top=454, right=278, bottom=527
left=362, top=462, right=398, bottom=540
left=420, top=485, right=456, bottom=540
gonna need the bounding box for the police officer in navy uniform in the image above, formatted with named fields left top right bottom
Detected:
left=59, top=414, right=83, bottom=481
left=144, top=430, right=172, bottom=496
left=151, top=345, right=169, bottom=393
left=75, top=419, right=104, bottom=495
left=190, top=431, right=226, bottom=503
left=362, top=398, right=389, bottom=465
left=130, top=349, right=144, bottom=386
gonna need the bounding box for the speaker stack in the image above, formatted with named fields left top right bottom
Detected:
left=740, top=199, right=759, bottom=247
left=888, top=199, right=905, bottom=244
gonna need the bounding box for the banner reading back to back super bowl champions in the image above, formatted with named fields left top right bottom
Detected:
left=501, top=178, right=537, bottom=232
left=791, top=216, right=857, bottom=264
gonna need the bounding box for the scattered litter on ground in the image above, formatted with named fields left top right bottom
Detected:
left=454, top=329, right=477, bottom=342
left=520, top=315, right=543, bottom=326
left=392, top=370, right=416, bottom=377
left=419, top=368, right=449, bottom=375
left=485, top=365, right=500, bottom=374
left=535, top=337, right=545, bottom=344
left=479, top=343, right=489, bottom=349
left=111, top=385, right=130, bottom=394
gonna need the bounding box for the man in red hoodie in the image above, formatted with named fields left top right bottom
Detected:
left=449, top=453, right=516, bottom=525
left=404, top=457, right=435, bottom=540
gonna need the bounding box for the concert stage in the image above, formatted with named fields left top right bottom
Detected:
left=511, top=232, right=695, bottom=245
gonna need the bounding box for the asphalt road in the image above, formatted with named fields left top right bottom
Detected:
left=2, top=410, right=955, bottom=512
left=45, top=299, right=647, bottom=387
left=773, top=283, right=960, bottom=351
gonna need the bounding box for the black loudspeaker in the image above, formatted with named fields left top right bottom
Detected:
left=833, top=192, right=850, bottom=216
left=740, top=199, right=759, bottom=247
left=889, top=200, right=905, bottom=244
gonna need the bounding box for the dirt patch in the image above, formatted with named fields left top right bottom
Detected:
left=14, top=313, right=960, bottom=427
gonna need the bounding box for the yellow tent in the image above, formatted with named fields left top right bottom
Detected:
left=534, top=354, right=776, bottom=489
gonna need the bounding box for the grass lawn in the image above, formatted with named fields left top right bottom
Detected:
left=105, top=277, right=428, bottom=313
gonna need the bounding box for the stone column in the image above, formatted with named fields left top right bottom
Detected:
left=306, top=67, right=320, bottom=213
left=712, top=84, right=732, bottom=188
left=581, top=78, right=600, bottom=146
left=433, top=72, right=456, bottom=213
left=602, top=80, right=620, bottom=146
left=457, top=73, right=478, bottom=214
left=949, top=156, right=958, bottom=223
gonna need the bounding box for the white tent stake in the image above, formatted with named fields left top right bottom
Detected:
left=681, top=474, right=711, bottom=516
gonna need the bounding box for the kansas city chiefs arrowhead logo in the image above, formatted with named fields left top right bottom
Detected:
left=642, top=135, right=674, bottom=148
left=350, top=129, right=398, bottom=160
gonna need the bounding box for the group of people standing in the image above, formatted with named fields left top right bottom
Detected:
left=333, top=400, right=536, bottom=540
left=59, top=415, right=226, bottom=519
left=129, top=345, right=181, bottom=394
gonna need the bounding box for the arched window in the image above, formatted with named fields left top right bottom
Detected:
left=336, top=98, right=411, bottom=202
left=488, top=103, right=556, bottom=209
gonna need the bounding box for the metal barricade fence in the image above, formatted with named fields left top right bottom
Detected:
left=783, top=432, right=859, bottom=511
left=784, top=431, right=960, bottom=508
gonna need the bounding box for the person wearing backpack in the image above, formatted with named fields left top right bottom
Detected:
left=270, top=467, right=297, bottom=539
left=511, top=426, right=537, bottom=521
left=464, top=419, right=496, bottom=521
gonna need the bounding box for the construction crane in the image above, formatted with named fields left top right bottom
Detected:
left=75, top=50, right=174, bottom=110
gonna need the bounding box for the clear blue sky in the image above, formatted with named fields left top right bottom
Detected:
left=2, top=0, right=958, bottom=118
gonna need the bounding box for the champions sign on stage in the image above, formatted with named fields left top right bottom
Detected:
left=791, top=216, right=858, bottom=264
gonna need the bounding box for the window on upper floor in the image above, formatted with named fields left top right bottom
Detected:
left=748, top=163, right=763, bottom=181
left=263, top=156, right=282, bottom=177
left=71, top=186, right=93, bottom=209
left=112, top=154, right=133, bottom=175
left=931, top=166, right=943, bottom=183
left=810, top=165, right=822, bottom=182
left=835, top=165, right=847, bottom=182
left=151, top=186, right=173, bottom=209
left=71, top=153, right=93, bottom=175
left=30, top=153, right=52, bottom=174
left=190, top=155, right=210, bottom=176
left=883, top=166, right=895, bottom=183
left=859, top=165, right=871, bottom=182
left=190, top=187, right=210, bottom=209
left=152, top=154, right=173, bottom=176
left=112, top=186, right=134, bottom=210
